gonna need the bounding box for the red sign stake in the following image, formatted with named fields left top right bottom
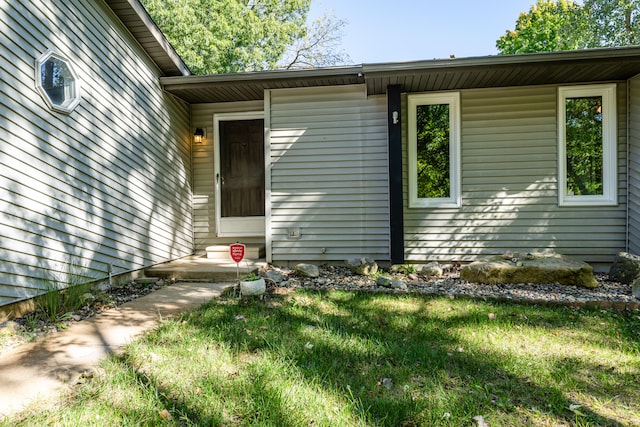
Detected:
left=230, top=243, right=245, bottom=263
left=230, top=243, right=246, bottom=283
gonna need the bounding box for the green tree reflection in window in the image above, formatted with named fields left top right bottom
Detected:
left=416, top=104, right=450, bottom=198
left=565, top=96, right=603, bottom=196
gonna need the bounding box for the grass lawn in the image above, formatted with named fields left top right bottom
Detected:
left=5, top=290, right=640, bottom=426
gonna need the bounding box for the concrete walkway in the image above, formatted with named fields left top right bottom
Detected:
left=0, top=281, right=231, bottom=419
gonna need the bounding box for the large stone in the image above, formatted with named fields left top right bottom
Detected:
left=416, top=262, right=444, bottom=277
left=460, top=252, right=598, bottom=288
left=295, top=263, right=319, bottom=278
left=608, top=252, right=640, bottom=284
left=265, top=270, right=284, bottom=284
left=345, top=258, right=378, bottom=276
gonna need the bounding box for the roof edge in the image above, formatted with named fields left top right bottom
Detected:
left=105, top=0, right=191, bottom=76
left=160, top=65, right=363, bottom=86
left=362, top=46, right=640, bottom=74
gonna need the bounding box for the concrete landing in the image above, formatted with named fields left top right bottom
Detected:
left=0, top=281, right=232, bottom=419
left=145, top=255, right=267, bottom=281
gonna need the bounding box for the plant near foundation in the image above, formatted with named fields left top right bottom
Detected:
left=36, top=258, right=94, bottom=322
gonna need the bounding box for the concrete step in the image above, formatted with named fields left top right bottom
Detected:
left=145, top=256, right=266, bottom=282
left=205, top=244, right=265, bottom=261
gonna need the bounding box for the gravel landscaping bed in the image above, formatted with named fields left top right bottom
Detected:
left=263, top=264, right=640, bottom=311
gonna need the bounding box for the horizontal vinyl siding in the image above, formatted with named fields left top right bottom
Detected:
left=0, top=0, right=192, bottom=306
left=629, top=75, right=640, bottom=254
left=269, top=85, right=390, bottom=262
left=191, top=100, right=265, bottom=251
left=404, top=84, right=627, bottom=264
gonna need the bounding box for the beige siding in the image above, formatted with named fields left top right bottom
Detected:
left=269, top=85, right=390, bottom=262
left=191, top=101, right=265, bottom=251
left=0, top=0, right=192, bottom=306
left=404, top=84, right=627, bottom=264
left=629, top=75, right=640, bottom=254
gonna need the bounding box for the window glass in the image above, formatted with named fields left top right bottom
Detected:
left=416, top=104, right=450, bottom=199
left=565, top=96, right=603, bottom=196
left=408, top=93, right=460, bottom=208
left=40, top=57, right=76, bottom=106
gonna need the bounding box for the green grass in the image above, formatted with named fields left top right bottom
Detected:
left=6, top=291, right=640, bottom=426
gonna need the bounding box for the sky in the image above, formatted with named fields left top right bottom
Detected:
left=307, top=0, right=549, bottom=64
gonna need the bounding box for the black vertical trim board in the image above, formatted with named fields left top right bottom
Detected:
left=387, top=85, right=404, bottom=264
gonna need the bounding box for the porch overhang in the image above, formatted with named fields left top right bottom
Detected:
left=160, top=66, right=364, bottom=103
left=161, top=46, right=640, bottom=103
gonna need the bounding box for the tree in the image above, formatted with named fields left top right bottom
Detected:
left=581, top=0, right=640, bottom=47
left=496, top=0, right=588, bottom=54
left=496, top=0, right=640, bottom=55
left=278, top=10, right=351, bottom=69
left=141, top=0, right=350, bottom=74
left=140, top=0, right=310, bottom=74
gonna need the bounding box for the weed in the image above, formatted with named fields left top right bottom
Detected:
left=35, top=257, right=94, bottom=322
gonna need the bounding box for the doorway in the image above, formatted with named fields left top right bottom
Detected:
left=214, top=112, right=265, bottom=236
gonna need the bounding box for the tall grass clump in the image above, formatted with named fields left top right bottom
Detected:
left=35, top=257, right=94, bottom=322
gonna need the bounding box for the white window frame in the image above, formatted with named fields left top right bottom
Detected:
left=35, top=50, right=81, bottom=114
left=408, top=92, right=461, bottom=208
left=558, top=84, right=617, bottom=207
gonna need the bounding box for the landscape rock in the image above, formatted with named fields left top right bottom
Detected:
left=265, top=270, right=284, bottom=284
left=608, top=252, right=640, bottom=284
left=376, top=276, right=393, bottom=287
left=391, top=280, right=407, bottom=290
left=345, top=258, right=378, bottom=276
left=295, top=263, right=319, bottom=278
left=461, top=252, right=598, bottom=288
left=416, top=262, right=444, bottom=277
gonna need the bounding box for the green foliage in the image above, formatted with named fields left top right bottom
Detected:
left=565, top=96, right=604, bottom=196
left=36, top=258, right=93, bottom=322
left=496, top=0, right=640, bottom=54
left=416, top=104, right=450, bottom=198
left=496, top=1, right=588, bottom=54
left=140, top=0, right=311, bottom=74
left=582, top=0, right=640, bottom=47
left=240, top=272, right=262, bottom=281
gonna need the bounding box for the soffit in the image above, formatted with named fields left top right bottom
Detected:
left=364, top=48, right=640, bottom=95
left=161, top=48, right=640, bottom=103
left=161, top=67, right=365, bottom=103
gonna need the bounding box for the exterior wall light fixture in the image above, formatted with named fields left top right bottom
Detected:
left=193, top=128, right=205, bottom=144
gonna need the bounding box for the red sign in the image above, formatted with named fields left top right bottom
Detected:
left=229, top=243, right=245, bottom=263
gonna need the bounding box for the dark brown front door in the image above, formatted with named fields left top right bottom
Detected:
left=219, top=119, right=265, bottom=218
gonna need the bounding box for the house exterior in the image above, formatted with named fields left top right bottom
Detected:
left=4, top=0, right=640, bottom=308
left=165, top=52, right=640, bottom=270
left=0, top=0, right=192, bottom=307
